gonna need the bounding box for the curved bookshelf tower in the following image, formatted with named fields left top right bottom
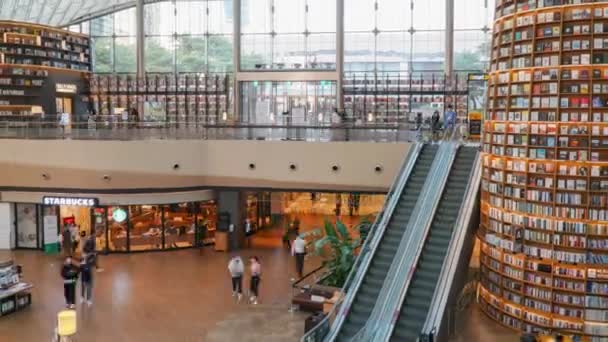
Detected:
left=480, top=1, right=608, bottom=339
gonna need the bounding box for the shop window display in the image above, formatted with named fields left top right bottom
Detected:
left=129, top=205, right=163, bottom=251
left=14, top=200, right=217, bottom=253
left=163, top=203, right=195, bottom=249
left=196, top=201, right=217, bottom=245
left=16, top=204, right=38, bottom=248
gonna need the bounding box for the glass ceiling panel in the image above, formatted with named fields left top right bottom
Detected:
left=0, top=0, right=133, bottom=27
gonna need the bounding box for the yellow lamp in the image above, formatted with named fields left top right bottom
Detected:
left=57, top=310, right=77, bottom=336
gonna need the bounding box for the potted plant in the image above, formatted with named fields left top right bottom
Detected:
left=313, top=219, right=370, bottom=288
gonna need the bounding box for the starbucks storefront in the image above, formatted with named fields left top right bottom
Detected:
left=12, top=191, right=217, bottom=253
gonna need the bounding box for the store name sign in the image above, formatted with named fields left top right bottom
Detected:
left=56, top=83, right=77, bottom=94
left=0, top=89, right=25, bottom=96
left=43, top=196, right=98, bottom=207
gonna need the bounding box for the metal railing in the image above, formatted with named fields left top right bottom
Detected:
left=351, top=142, right=458, bottom=341
left=0, top=121, right=419, bottom=142
left=421, top=150, right=482, bottom=342
left=301, top=143, right=423, bottom=342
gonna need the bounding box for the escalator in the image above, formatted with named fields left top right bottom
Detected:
left=335, top=144, right=439, bottom=341
left=390, top=146, right=478, bottom=341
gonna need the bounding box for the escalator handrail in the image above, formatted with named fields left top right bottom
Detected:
left=321, top=142, right=422, bottom=341
left=379, top=142, right=459, bottom=341
left=351, top=142, right=458, bottom=342
left=420, top=149, right=482, bottom=339
left=301, top=142, right=422, bottom=342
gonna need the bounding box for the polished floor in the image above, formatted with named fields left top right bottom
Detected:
left=1, top=216, right=518, bottom=342
left=0, top=243, right=310, bottom=342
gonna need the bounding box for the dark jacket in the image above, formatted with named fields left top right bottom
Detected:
left=61, top=264, right=79, bottom=284
left=83, top=236, right=95, bottom=254
left=80, top=254, right=95, bottom=283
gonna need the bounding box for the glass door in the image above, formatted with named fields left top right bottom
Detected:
left=56, top=97, right=73, bottom=114
left=91, top=207, right=108, bottom=253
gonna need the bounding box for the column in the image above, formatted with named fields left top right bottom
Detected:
left=336, top=0, right=345, bottom=114
left=136, top=0, right=145, bottom=119
left=0, top=203, right=15, bottom=250
left=233, top=0, right=242, bottom=121
left=217, top=190, right=244, bottom=250
left=444, top=0, right=455, bottom=81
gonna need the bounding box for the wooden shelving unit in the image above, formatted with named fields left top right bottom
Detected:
left=480, top=1, right=608, bottom=339
left=0, top=21, right=90, bottom=71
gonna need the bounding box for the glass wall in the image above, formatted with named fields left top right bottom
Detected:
left=108, top=206, right=129, bottom=251
left=129, top=205, right=163, bottom=251
left=240, top=0, right=337, bottom=70
left=86, top=0, right=494, bottom=74
left=163, top=203, right=195, bottom=249
left=90, top=1, right=233, bottom=73
left=240, top=81, right=337, bottom=124
left=344, top=0, right=495, bottom=74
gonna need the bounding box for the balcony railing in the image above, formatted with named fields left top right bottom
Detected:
left=0, top=121, right=419, bottom=142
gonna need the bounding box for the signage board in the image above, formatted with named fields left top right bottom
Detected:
left=112, top=208, right=127, bottom=223
left=56, top=83, right=77, bottom=94
left=43, top=196, right=98, bottom=207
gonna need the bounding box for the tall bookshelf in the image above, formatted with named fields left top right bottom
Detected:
left=481, top=1, right=608, bottom=340
left=0, top=21, right=90, bottom=119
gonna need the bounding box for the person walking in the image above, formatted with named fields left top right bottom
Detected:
left=61, top=257, right=79, bottom=308
left=249, top=256, right=261, bottom=305
left=228, top=256, right=244, bottom=302
left=61, top=227, right=73, bottom=257
left=292, top=235, right=307, bottom=278
left=80, top=252, right=95, bottom=306
left=431, top=110, right=440, bottom=141
left=444, top=104, right=457, bottom=139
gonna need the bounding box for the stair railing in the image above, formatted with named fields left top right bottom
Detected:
left=301, top=142, right=423, bottom=342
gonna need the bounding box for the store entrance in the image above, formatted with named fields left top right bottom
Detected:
left=59, top=205, right=91, bottom=250
left=56, top=97, right=73, bottom=115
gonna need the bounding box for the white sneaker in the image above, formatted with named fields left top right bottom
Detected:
left=252, top=299, right=258, bottom=305
left=237, top=293, right=242, bottom=302
left=87, top=300, right=93, bottom=306
left=232, top=291, right=237, bottom=297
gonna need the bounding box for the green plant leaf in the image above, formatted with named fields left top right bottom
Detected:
left=336, top=220, right=350, bottom=241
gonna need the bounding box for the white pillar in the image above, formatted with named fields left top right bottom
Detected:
left=336, top=0, right=345, bottom=114
left=0, top=203, right=15, bottom=250
left=445, top=0, right=455, bottom=79
left=136, top=0, right=145, bottom=120
left=233, top=0, right=242, bottom=121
